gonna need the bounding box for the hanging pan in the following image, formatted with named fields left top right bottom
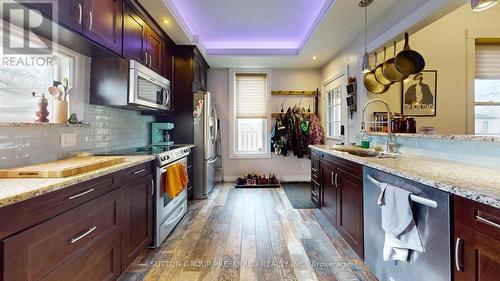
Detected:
left=374, top=47, right=394, bottom=86
left=364, top=52, right=389, bottom=94
left=382, top=41, right=409, bottom=82
left=395, top=32, right=425, bottom=75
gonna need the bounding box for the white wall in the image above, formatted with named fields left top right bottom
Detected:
left=208, top=68, right=321, bottom=181
left=321, top=2, right=500, bottom=139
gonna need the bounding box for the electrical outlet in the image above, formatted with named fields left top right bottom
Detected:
left=61, top=133, right=77, bottom=147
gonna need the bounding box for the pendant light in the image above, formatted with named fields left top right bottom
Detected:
left=360, top=0, right=373, bottom=73
left=471, top=0, right=497, bottom=11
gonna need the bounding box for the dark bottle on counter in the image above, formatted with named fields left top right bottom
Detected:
left=404, top=117, right=416, bottom=133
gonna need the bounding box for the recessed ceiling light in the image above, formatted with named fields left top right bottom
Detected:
left=471, top=0, right=497, bottom=11
left=163, top=18, right=171, bottom=25
left=312, top=56, right=317, bottom=60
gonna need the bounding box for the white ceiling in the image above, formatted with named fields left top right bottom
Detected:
left=139, top=0, right=465, bottom=68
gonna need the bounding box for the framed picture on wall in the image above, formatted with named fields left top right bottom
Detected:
left=401, top=70, right=437, bottom=116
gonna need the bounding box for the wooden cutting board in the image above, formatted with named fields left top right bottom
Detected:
left=0, top=156, right=126, bottom=178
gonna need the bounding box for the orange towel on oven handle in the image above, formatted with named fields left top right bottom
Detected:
left=164, top=162, right=189, bottom=198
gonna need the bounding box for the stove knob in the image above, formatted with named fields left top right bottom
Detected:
left=160, top=156, right=166, bottom=161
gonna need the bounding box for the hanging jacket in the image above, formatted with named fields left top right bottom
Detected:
left=285, top=108, right=295, bottom=152
left=308, top=115, right=325, bottom=145
left=271, top=114, right=288, bottom=156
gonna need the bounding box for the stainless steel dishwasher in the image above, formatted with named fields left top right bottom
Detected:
left=363, top=167, right=451, bottom=281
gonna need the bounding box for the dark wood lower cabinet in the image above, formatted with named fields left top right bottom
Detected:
left=454, top=224, right=500, bottom=281
left=454, top=196, right=500, bottom=281
left=2, top=187, right=123, bottom=281
left=336, top=169, right=364, bottom=257
left=320, top=161, right=337, bottom=226
left=314, top=149, right=364, bottom=258
left=0, top=161, right=153, bottom=281
left=122, top=174, right=153, bottom=267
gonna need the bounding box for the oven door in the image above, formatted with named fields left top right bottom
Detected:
left=129, top=60, right=171, bottom=111
left=156, top=157, right=188, bottom=224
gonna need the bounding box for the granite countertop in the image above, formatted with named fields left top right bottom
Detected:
left=0, top=155, right=155, bottom=208
left=310, top=145, right=500, bottom=208
left=367, top=132, right=500, bottom=143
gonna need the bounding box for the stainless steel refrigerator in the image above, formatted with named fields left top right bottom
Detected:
left=193, top=91, right=218, bottom=199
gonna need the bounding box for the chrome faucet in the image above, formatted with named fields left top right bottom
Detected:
left=361, top=99, right=398, bottom=153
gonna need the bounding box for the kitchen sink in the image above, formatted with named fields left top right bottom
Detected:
left=330, top=145, right=379, bottom=157
left=329, top=145, right=397, bottom=158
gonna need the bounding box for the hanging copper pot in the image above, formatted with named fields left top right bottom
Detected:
left=364, top=52, right=389, bottom=94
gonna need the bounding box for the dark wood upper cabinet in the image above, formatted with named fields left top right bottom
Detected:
left=146, top=28, right=163, bottom=74
left=56, top=0, right=84, bottom=32
left=122, top=2, right=172, bottom=80
left=82, top=0, right=123, bottom=55
left=122, top=2, right=147, bottom=64
left=193, top=49, right=209, bottom=90
left=122, top=174, right=153, bottom=267
left=454, top=196, right=500, bottom=281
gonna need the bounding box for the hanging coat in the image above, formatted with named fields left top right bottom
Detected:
left=308, top=115, right=325, bottom=145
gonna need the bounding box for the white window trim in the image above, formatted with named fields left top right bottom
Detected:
left=228, top=68, right=272, bottom=159
left=465, top=29, right=500, bottom=134
left=322, top=68, right=348, bottom=141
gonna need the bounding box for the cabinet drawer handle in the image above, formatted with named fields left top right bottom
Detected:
left=68, top=188, right=94, bottom=200
left=133, top=168, right=147, bottom=175
left=455, top=238, right=464, bottom=272
left=334, top=173, right=339, bottom=188
left=476, top=215, right=500, bottom=230
left=149, top=54, right=152, bottom=67
left=144, top=52, right=148, bottom=65
left=151, top=178, right=154, bottom=195
left=77, top=3, right=82, bottom=24
left=331, top=171, right=334, bottom=187
left=88, top=11, right=93, bottom=31
left=70, top=226, right=97, bottom=244
left=311, top=167, right=318, bottom=172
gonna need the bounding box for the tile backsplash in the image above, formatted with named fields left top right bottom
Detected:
left=368, top=135, right=500, bottom=168
left=0, top=105, right=153, bottom=169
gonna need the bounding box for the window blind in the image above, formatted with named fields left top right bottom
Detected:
left=476, top=44, right=500, bottom=79
left=235, top=73, right=268, bottom=118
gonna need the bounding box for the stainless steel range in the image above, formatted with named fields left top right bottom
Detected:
left=98, top=145, right=192, bottom=248
left=153, top=146, right=191, bottom=248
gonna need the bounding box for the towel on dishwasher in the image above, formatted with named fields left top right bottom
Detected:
left=377, top=183, right=424, bottom=262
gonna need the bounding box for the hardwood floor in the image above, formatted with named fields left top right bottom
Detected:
left=120, top=183, right=377, bottom=281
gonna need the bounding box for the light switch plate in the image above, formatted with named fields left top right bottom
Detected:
left=61, top=133, right=77, bottom=147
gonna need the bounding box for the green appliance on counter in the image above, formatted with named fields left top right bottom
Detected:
left=152, top=122, right=175, bottom=146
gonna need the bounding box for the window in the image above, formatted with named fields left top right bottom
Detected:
left=475, top=44, right=500, bottom=135
left=230, top=71, right=270, bottom=158
left=326, top=85, right=342, bottom=138
left=0, top=21, right=75, bottom=122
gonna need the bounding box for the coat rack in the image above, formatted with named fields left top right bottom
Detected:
left=271, top=90, right=320, bottom=96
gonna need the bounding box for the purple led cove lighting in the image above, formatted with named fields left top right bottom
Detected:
left=166, top=0, right=333, bottom=55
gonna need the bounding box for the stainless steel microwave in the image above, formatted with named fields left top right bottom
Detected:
left=129, top=60, right=171, bottom=111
